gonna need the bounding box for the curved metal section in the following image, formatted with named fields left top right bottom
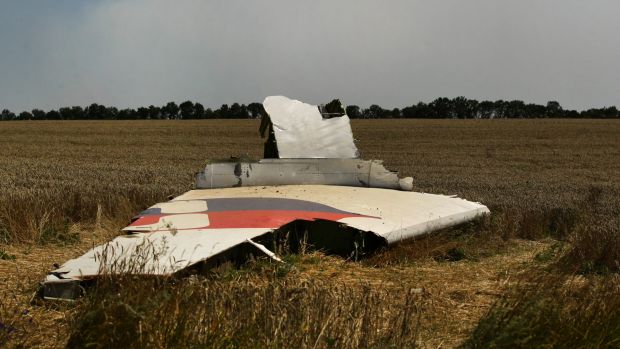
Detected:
left=196, top=158, right=414, bottom=191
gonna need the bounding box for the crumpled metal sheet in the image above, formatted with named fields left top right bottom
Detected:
left=196, top=158, right=414, bottom=191
left=42, top=185, right=488, bottom=299
left=263, top=96, right=359, bottom=159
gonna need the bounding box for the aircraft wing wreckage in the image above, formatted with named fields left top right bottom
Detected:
left=42, top=96, right=489, bottom=300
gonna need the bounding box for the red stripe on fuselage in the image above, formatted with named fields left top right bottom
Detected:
left=128, top=210, right=369, bottom=230
left=207, top=210, right=363, bottom=229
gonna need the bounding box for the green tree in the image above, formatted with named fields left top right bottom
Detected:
left=493, top=100, right=509, bottom=118
left=216, top=104, right=229, bottom=118
left=45, top=110, right=61, bottom=120
left=229, top=103, right=247, bottom=119
left=117, top=108, right=136, bottom=120
left=391, top=108, right=401, bottom=118
left=365, top=104, right=387, bottom=119
left=31, top=109, right=46, bottom=120
left=345, top=105, right=362, bottom=119
left=506, top=100, right=526, bottom=118
left=415, top=102, right=435, bottom=119
left=18, top=111, right=33, bottom=120
left=148, top=105, right=161, bottom=119
left=452, top=97, right=478, bottom=119
left=247, top=103, right=264, bottom=119
left=136, top=107, right=149, bottom=120
left=546, top=101, right=563, bottom=118
left=59, top=107, right=71, bottom=120
left=106, top=107, right=118, bottom=120
left=162, top=102, right=179, bottom=119
left=71, top=106, right=85, bottom=119
left=477, top=101, right=495, bottom=119
left=524, top=103, right=546, bottom=118
left=429, top=97, right=453, bottom=118
left=194, top=103, right=205, bottom=119
left=602, top=106, right=618, bottom=119
left=179, top=101, right=194, bottom=119
left=323, top=99, right=345, bottom=117
left=86, top=103, right=109, bottom=120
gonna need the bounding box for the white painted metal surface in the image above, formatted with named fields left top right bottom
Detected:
left=263, top=96, right=359, bottom=158
left=196, top=159, right=414, bottom=191
left=174, top=186, right=489, bottom=244
left=43, top=185, right=488, bottom=291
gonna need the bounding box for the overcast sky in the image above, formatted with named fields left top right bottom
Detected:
left=1, top=0, right=619, bottom=111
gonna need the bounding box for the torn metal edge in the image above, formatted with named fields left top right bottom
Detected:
left=40, top=219, right=386, bottom=300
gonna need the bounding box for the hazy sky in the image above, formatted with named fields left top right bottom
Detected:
left=1, top=0, right=619, bottom=111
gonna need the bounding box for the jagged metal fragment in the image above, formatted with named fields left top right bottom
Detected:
left=263, top=96, right=359, bottom=158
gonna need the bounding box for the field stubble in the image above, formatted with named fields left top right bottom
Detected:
left=0, top=119, right=619, bottom=348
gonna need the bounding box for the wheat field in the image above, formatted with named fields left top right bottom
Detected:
left=1, top=119, right=619, bottom=348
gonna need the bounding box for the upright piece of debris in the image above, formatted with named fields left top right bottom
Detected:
left=262, top=96, right=359, bottom=159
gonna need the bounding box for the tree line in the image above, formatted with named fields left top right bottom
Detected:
left=1, top=97, right=618, bottom=121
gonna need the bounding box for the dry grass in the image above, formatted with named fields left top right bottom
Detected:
left=462, top=273, right=620, bottom=348
left=0, top=119, right=619, bottom=348
left=66, top=273, right=423, bottom=348
left=1, top=119, right=618, bottom=242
